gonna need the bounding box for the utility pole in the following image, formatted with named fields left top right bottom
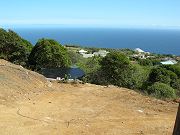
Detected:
left=173, top=103, right=180, bottom=135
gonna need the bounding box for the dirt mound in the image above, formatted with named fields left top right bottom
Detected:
left=0, top=59, right=49, bottom=102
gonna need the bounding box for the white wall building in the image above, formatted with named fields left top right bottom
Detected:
left=160, top=60, right=177, bottom=65
left=82, top=54, right=95, bottom=58
left=79, top=49, right=88, bottom=55
left=135, top=48, right=145, bottom=53
left=93, top=50, right=109, bottom=57
left=79, top=49, right=109, bottom=58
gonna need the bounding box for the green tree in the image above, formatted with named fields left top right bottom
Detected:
left=77, top=56, right=101, bottom=74
left=0, top=28, right=33, bottom=65
left=171, top=79, right=180, bottom=96
left=28, top=39, right=71, bottom=70
left=128, top=64, right=150, bottom=90
left=138, top=59, right=153, bottom=66
left=100, top=52, right=130, bottom=86
left=67, top=50, right=83, bottom=65
left=98, top=51, right=148, bottom=88
left=148, top=67, right=178, bottom=85
left=85, top=52, right=150, bottom=89
left=161, top=64, right=180, bottom=78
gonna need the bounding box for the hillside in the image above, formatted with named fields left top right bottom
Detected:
left=0, top=59, right=50, bottom=103
left=0, top=59, right=178, bottom=135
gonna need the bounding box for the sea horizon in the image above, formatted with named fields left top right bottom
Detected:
left=4, top=27, right=180, bottom=55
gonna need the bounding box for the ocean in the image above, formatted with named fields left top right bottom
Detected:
left=13, top=28, right=180, bottom=55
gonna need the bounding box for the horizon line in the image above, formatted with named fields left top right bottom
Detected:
left=1, top=24, right=180, bottom=30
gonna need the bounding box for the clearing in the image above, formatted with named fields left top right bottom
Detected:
left=0, top=59, right=178, bottom=135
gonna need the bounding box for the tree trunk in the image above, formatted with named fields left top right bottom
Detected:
left=173, top=103, right=180, bottom=135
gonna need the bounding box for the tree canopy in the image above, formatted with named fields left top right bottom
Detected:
left=100, top=52, right=131, bottom=86
left=0, top=28, right=33, bottom=65
left=148, top=67, right=178, bottom=85
left=28, top=38, right=71, bottom=69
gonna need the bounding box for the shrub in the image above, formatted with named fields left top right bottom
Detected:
left=171, top=79, right=180, bottom=96
left=161, top=64, right=180, bottom=78
left=83, top=69, right=110, bottom=86
left=151, top=59, right=161, bottom=66
left=147, top=82, right=176, bottom=99
left=138, top=59, right=153, bottom=66
left=171, top=79, right=180, bottom=90
left=148, top=67, right=178, bottom=85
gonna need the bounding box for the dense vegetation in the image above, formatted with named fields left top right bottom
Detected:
left=81, top=53, right=148, bottom=89
left=77, top=51, right=180, bottom=99
left=0, top=28, right=33, bottom=66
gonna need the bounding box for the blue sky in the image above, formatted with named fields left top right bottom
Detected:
left=0, top=0, right=180, bottom=28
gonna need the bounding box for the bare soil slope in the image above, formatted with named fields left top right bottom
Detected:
left=0, top=59, right=178, bottom=135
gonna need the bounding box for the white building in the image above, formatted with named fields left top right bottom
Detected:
left=160, top=60, right=178, bottom=65
left=134, top=48, right=150, bottom=54
left=135, top=48, right=145, bottom=53
left=93, top=50, right=109, bottom=57
left=79, top=49, right=109, bottom=58
left=78, top=49, right=88, bottom=54
left=82, top=54, right=94, bottom=58
left=131, top=54, right=146, bottom=59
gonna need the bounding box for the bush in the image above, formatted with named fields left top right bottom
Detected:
left=171, top=79, right=180, bottom=90
left=148, top=67, right=178, bottom=85
left=138, top=59, right=153, bottom=66
left=151, top=59, right=161, bottom=66
left=147, top=82, right=176, bottom=99
left=171, top=79, right=180, bottom=96
left=161, top=64, right=180, bottom=78
left=82, top=69, right=109, bottom=85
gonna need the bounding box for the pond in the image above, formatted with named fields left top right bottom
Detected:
left=40, top=67, right=85, bottom=79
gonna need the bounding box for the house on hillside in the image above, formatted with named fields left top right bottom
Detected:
left=160, top=60, right=177, bottom=65
left=93, top=50, right=109, bottom=57
left=135, top=48, right=145, bottom=53
left=82, top=53, right=94, bottom=58
left=131, top=54, right=146, bottom=59
left=134, top=48, right=150, bottom=54
left=78, top=49, right=88, bottom=55
left=79, top=49, right=109, bottom=58
left=132, top=48, right=151, bottom=59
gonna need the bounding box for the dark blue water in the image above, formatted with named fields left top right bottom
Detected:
left=41, top=67, right=85, bottom=79
left=13, top=28, right=180, bottom=55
